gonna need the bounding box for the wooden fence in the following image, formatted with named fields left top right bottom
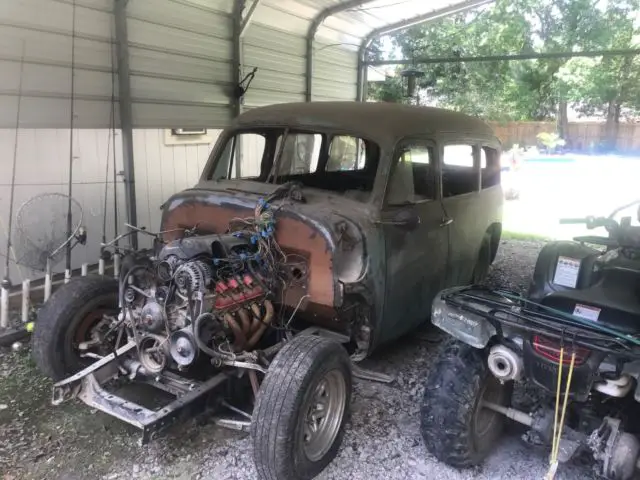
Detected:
left=488, top=121, right=640, bottom=153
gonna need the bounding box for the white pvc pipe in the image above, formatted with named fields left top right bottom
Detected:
left=113, top=253, right=120, bottom=278
left=0, top=286, right=8, bottom=329
left=44, top=271, right=52, bottom=302
left=81, top=263, right=88, bottom=276
left=21, top=279, right=30, bottom=323
left=98, top=258, right=105, bottom=275
left=64, top=269, right=71, bottom=284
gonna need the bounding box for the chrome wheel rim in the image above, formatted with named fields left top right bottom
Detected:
left=301, top=369, right=347, bottom=462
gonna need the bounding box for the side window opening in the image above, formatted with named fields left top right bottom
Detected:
left=386, top=143, right=435, bottom=205
left=208, top=130, right=380, bottom=204
left=442, top=144, right=478, bottom=197
left=326, top=136, right=366, bottom=172
left=211, top=132, right=267, bottom=180
left=274, top=133, right=322, bottom=175
left=481, top=146, right=500, bottom=189
left=238, top=133, right=266, bottom=178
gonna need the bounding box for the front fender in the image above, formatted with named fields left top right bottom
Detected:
left=431, top=288, right=497, bottom=349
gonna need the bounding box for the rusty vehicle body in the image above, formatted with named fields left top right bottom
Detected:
left=162, top=102, right=504, bottom=352
left=33, top=102, right=502, bottom=480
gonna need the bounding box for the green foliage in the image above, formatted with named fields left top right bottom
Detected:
left=367, top=75, right=405, bottom=103
left=536, top=132, right=566, bottom=152
left=366, top=0, right=640, bottom=150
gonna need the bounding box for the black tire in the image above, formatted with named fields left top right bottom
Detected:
left=32, top=275, right=119, bottom=381
left=252, top=335, right=352, bottom=480
left=471, top=234, right=492, bottom=284
left=421, top=340, right=512, bottom=468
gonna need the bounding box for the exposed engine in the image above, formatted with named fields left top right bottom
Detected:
left=118, top=194, right=294, bottom=375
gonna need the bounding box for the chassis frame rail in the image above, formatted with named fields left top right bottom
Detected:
left=52, top=341, right=227, bottom=444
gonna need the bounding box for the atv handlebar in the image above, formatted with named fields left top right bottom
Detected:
left=560, top=216, right=618, bottom=230
left=560, top=201, right=640, bottom=251
left=559, top=218, right=589, bottom=225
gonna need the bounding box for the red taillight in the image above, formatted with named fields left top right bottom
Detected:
left=532, top=335, right=590, bottom=366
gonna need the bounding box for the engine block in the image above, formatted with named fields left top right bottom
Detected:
left=122, top=233, right=273, bottom=374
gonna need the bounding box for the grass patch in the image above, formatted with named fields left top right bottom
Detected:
left=502, top=230, right=552, bottom=241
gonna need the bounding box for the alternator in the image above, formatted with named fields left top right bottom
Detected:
left=174, top=260, right=212, bottom=293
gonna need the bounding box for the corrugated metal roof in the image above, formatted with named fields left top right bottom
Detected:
left=255, top=0, right=481, bottom=47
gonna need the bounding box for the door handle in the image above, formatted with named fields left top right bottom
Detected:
left=440, top=217, right=453, bottom=227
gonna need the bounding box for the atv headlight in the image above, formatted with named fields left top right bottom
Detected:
left=432, top=293, right=496, bottom=348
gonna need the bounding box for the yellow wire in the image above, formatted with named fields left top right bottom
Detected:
left=547, top=348, right=577, bottom=480
left=553, top=351, right=577, bottom=462
left=550, top=346, right=564, bottom=464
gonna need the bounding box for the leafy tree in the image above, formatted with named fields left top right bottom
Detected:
left=366, top=0, right=640, bottom=150
left=556, top=0, right=640, bottom=148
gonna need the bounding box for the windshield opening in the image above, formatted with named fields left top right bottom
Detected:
left=208, top=128, right=380, bottom=202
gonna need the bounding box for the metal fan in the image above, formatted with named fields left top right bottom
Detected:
left=12, top=193, right=85, bottom=272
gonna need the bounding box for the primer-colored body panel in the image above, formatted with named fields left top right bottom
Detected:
left=161, top=102, right=503, bottom=353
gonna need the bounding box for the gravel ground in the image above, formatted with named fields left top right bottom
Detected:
left=0, top=239, right=600, bottom=480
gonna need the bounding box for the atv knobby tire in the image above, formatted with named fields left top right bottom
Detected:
left=252, top=334, right=352, bottom=480
left=33, top=275, right=119, bottom=381
left=421, top=340, right=512, bottom=468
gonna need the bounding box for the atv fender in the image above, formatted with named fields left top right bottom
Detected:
left=528, top=241, right=600, bottom=303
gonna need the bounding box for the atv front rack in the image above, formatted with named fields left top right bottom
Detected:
left=52, top=341, right=228, bottom=444
left=439, top=286, right=640, bottom=358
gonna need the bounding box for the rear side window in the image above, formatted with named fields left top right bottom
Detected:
left=326, top=136, right=366, bottom=172
left=442, top=144, right=478, bottom=197
left=481, top=147, right=500, bottom=189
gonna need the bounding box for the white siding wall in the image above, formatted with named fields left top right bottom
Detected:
left=132, top=128, right=221, bottom=249
left=0, top=128, right=219, bottom=282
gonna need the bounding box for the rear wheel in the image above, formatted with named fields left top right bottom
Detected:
left=421, top=340, right=512, bottom=468
left=471, top=234, right=492, bottom=284
left=251, top=334, right=352, bottom=480
left=32, top=275, right=119, bottom=381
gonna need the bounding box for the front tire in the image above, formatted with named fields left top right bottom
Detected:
left=252, top=334, right=352, bottom=480
left=32, top=275, right=119, bottom=381
left=421, top=341, right=512, bottom=468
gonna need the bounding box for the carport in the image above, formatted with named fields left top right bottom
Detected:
left=0, top=0, right=492, bottom=287
left=2, top=3, right=640, bottom=480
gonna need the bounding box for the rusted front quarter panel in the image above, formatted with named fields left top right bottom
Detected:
left=161, top=193, right=335, bottom=310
